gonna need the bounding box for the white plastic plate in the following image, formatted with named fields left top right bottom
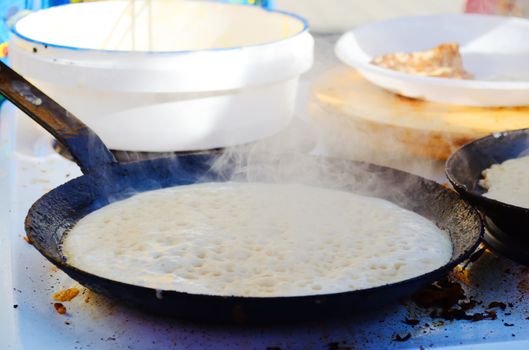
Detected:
left=335, top=14, right=529, bottom=107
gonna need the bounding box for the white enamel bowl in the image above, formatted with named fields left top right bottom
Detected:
left=10, top=0, right=313, bottom=151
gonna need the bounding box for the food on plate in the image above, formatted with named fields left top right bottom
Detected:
left=480, top=155, right=529, bottom=208
left=371, top=43, right=473, bottom=79
left=62, top=182, right=452, bottom=297
left=53, top=288, right=80, bottom=302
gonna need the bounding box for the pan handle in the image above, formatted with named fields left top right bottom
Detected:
left=0, top=61, right=116, bottom=174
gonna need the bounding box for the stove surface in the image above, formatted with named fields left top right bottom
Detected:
left=2, top=95, right=529, bottom=348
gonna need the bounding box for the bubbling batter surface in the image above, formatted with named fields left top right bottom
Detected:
left=63, top=182, right=452, bottom=297
left=481, top=155, right=529, bottom=208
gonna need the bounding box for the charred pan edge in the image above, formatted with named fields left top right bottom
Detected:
left=446, top=128, right=529, bottom=242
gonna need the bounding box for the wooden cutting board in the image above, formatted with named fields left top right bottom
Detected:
left=309, top=65, right=529, bottom=160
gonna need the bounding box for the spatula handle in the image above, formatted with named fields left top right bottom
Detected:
left=0, top=61, right=116, bottom=173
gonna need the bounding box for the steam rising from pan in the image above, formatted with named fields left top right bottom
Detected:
left=206, top=117, right=424, bottom=213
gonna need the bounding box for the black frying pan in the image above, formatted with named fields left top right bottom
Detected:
left=0, top=61, right=482, bottom=322
left=446, top=129, right=529, bottom=260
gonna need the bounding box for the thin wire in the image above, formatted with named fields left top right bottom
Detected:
left=148, top=0, right=152, bottom=51
left=130, top=0, right=136, bottom=50
left=101, top=1, right=130, bottom=50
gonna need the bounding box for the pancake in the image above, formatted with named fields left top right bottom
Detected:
left=481, top=156, right=529, bottom=208
left=372, top=43, right=472, bottom=79
left=62, top=182, right=452, bottom=297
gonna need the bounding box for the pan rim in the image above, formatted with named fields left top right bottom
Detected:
left=446, top=127, right=529, bottom=214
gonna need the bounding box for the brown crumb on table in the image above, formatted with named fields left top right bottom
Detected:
left=413, top=277, right=506, bottom=323
left=393, top=333, right=412, bottom=342
left=471, top=310, right=497, bottom=322
left=459, top=299, right=477, bottom=311
left=371, top=43, right=473, bottom=79
left=517, top=279, right=529, bottom=293
left=488, top=302, right=507, bottom=310
left=54, top=303, right=67, bottom=315
left=403, top=318, right=420, bottom=326
left=327, top=342, right=352, bottom=350
left=53, top=288, right=80, bottom=302
left=413, top=279, right=464, bottom=308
